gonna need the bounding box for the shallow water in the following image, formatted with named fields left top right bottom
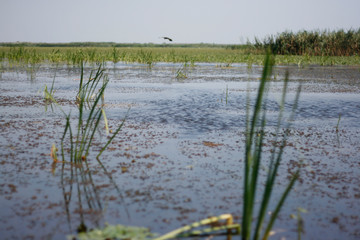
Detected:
left=0, top=62, right=360, bottom=240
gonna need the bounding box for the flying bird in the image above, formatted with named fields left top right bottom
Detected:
left=162, top=37, right=173, bottom=42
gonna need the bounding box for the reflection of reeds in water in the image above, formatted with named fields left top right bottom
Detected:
left=242, top=52, right=302, bottom=240
left=60, top=144, right=130, bottom=234
left=61, top=157, right=102, bottom=232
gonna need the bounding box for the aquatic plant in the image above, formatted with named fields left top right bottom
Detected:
left=43, top=68, right=57, bottom=111
left=41, top=62, right=130, bottom=236
left=68, top=223, right=156, bottom=240
left=290, top=207, right=307, bottom=240
left=175, top=63, right=188, bottom=79
left=60, top=62, right=126, bottom=163
left=336, top=113, right=341, bottom=132
left=225, top=85, right=229, bottom=104
left=242, top=52, right=301, bottom=240
left=111, top=47, right=120, bottom=64
left=49, top=49, right=62, bottom=63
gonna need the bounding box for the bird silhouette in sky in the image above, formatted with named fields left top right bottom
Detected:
left=162, top=37, right=173, bottom=42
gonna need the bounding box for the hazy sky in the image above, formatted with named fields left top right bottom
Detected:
left=1, top=0, right=359, bottom=44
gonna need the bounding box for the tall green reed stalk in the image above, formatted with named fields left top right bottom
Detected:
left=242, top=52, right=301, bottom=240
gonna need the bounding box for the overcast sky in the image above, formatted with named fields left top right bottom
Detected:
left=1, top=0, right=359, bottom=44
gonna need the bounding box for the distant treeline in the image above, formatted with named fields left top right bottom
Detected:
left=254, top=29, right=360, bottom=56
left=0, top=41, right=244, bottom=49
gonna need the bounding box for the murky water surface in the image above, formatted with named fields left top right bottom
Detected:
left=1, top=62, right=360, bottom=240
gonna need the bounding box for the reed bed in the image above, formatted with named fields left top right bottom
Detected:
left=255, top=28, right=360, bottom=56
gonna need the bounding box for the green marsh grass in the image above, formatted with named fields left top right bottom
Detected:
left=137, top=49, right=155, bottom=68
left=255, top=28, right=360, bottom=56
left=1, top=45, right=359, bottom=66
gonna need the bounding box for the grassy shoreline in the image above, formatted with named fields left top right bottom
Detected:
left=0, top=46, right=359, bottom=66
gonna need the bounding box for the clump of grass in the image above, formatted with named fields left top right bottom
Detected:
left=111, top=46, right=120, bottom=64
left=242, top=52, right=302, bottom=240
left=175, top=63, right=188, bottom=79
left=59, top=62, right=126, bottom=163
left=43, top=65, right=58, bottom=111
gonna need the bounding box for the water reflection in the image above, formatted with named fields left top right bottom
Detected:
left=52, top=154, right=129, bottom=235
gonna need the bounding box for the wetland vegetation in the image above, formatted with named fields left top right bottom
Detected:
left=254, top=28, right=360, bottom=56
left=1, top=29, right=360, bottom=240
left=1, top=28, right=360, bottom=67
